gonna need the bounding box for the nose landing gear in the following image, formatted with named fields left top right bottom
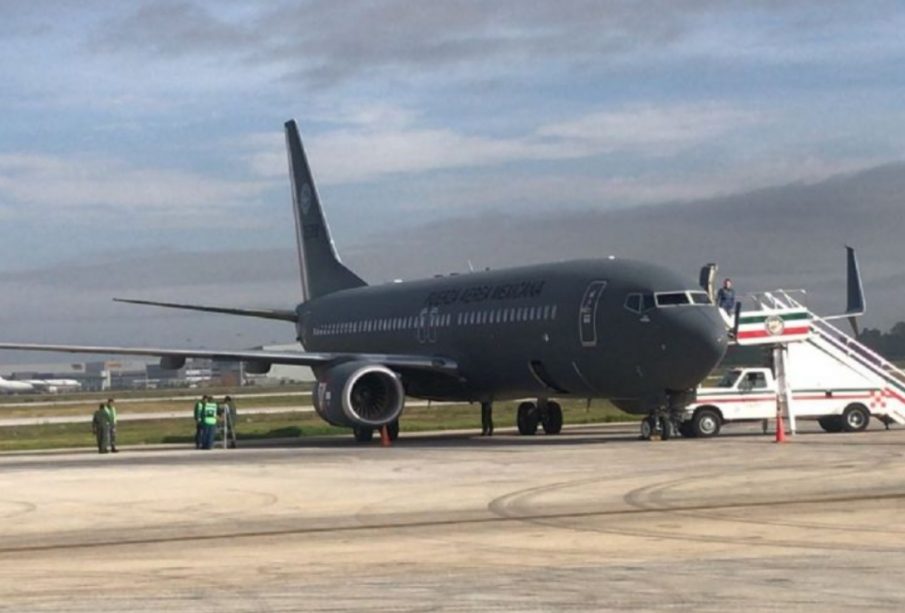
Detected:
left=639, top=413, right=677, bottom=440
left=640, top=393, right=687, bottom=441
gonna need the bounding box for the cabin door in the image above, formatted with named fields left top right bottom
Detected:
left=578, top=280, right=608, bottom=347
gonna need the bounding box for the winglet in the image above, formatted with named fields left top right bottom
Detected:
left=845, top=245, right=865, bottom=337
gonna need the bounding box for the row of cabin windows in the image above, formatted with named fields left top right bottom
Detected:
left=311, top=304, right=558, bottom=337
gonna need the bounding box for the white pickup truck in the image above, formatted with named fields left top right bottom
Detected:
left=680, top=366, right=878, bottom=438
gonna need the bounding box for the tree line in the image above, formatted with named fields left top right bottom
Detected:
left=857, top=322, right=905, bottom=361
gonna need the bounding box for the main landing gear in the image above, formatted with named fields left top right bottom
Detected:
left=353, top=419, right=399, bottom=443
left=516, top=400, right=563, bottom=435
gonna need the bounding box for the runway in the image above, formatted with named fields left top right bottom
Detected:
left=1, top=424, right=904, bottom=611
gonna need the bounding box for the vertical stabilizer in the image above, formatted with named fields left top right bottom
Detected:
left=284, top=120, right=366, bottom=301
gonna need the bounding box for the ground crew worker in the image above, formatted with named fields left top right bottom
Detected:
left=104, top=398, right=119, bottom=453
left=220, top=395, right=237, bottom=449
left=201, top=396, right=219, bottom=450
left=92, top=402, right=111, bottom=453
left=481, top=401, right=494, bottom=436
left=193, top=395, right=206, bottom=449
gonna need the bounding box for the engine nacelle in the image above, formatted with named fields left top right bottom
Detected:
left=312, top=361, right=404, bottom=428
left=243, top=361, right=271, bottom=375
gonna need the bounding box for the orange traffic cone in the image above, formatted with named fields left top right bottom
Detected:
left=380, top=425, right=392, bottom=447
left=775, top=415, right=787, bottom=443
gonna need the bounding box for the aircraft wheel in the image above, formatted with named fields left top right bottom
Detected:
left=691, top=408, right=721, bottom=438
left=818, top=415, right=844, bottom=433
left=517, top=402, right=538, bottom=435
left=841, top=404, right=870, bottom=432
left=353, top=427, right=374, bottom=443
left=541, top=401, right=563, bottom=435
left=386, top=419, right=400, bottom=441
left=639, top=417, right=654, bottom=440
left=660, top=417, right=675, bottom=441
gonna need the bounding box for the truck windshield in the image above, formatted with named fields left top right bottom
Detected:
left=716, top=371, right=741, bottom=388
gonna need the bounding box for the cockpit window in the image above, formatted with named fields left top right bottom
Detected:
left=655, top=292, right=691, bottom=306
left=624, top=293, right=656, bottom=314
left=689, top=291, right=711, bottom=305
left=624, top=294, right=641, bottom=313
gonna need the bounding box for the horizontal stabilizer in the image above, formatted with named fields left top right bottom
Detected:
left=113, top=298, right=298, bottom=322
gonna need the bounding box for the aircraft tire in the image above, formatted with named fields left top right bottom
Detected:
left=639, top=417, right=654, bottom=440
left=353, top=427, right=374, bottom=443
left=818, top=416, right=844, bottom=433
left=541, top=402, right=563, bottom=435
left=660, top=417, right=675, bottom=441
left=841, top=404, right=870, bottom=432
left=691, top=407, right=721, bottom=438
left=386, top=419, right=400, bottom=441
left=517, top=402, right=538, bottom=435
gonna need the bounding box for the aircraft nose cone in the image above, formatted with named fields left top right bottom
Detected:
left=658, top=307, right=728, bottom=390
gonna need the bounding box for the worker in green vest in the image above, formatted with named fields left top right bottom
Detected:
left=92, top=402, right=111, bottom=453
left=200, top=396, right=219, bottom=450
left=193, top=395, right=207, bottom=449
left=103, top=398, right=119, bottom=453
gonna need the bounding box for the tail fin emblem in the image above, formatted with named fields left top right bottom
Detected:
left=300, top=183, right=313, bottom=215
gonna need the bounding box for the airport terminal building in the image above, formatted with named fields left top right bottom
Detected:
left=1, top=345, right=312, bottom=392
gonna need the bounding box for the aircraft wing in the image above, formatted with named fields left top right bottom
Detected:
left=0, top=342, right=459, bottom=374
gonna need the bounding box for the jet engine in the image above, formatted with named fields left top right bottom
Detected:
left=312, top=361, right=405, bottom=428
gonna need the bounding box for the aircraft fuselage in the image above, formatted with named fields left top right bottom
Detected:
left=297, top=258, right=727, bottom=410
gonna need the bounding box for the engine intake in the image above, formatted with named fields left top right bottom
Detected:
left=313, top=361, right=405, bottom=428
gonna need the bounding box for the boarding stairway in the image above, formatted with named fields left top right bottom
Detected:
left=739, top=290, right=905, bottom=425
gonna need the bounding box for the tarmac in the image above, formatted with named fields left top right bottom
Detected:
left=1, top=422, right=904, bottom=612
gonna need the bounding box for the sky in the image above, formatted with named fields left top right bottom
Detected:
left=1, top=1, right=905, bottom=362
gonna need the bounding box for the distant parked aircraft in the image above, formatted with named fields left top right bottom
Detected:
left=0, top=376, right=36, bottom=393
left=0, top=376, right=81, bottom=393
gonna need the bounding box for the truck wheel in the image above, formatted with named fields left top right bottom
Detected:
left=692, top=408, right=721, bottom=438
left=818, top=416, right=844, bottom=433
left=841, top=404, right=870, bottom=432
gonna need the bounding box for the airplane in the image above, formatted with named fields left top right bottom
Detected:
left=25, top=378, right=82, bottom=393
left=0, top=120, right=728, bottom=441
left=0, top=376, right=36, bottom=393
left=0, top=375, right=81, bottom=393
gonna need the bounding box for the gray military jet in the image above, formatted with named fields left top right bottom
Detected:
left=0, top=121, right=727, bottom=441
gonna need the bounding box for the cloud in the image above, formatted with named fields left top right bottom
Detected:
left=83, top=1, right=905, bottom=87
left=0, top=153, right=274, bottom=224
left=245, top=102, right=763, bottom=184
